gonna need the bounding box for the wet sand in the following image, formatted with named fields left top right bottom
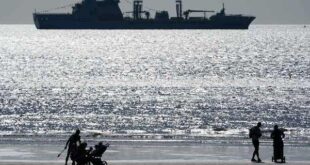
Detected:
left=0, top=161, right=310, bottom=165
left=1, top=142, right=310, bottom=165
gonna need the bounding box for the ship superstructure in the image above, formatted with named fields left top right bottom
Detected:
left=33, top=0, right=255, bottom=29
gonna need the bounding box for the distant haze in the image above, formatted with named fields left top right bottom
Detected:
left=0, top=0, right=309, bottom=24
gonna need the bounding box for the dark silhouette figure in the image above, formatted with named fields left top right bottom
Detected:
left=65, top=129, right=81, bottom=165
left=90, top=142, right=110, bottom=165
left=75, top=142, right=91, bottom=165
left=271, top=125, right=286, bottom=163
left=70, top=143, right=78, bottom=165
left=249, top=122, right=262, bottom=162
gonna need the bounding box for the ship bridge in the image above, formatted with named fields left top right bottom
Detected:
left=71, top=0, right=123, bottom=20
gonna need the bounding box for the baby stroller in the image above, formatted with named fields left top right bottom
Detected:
left=89, top=142, right=109, bottom=165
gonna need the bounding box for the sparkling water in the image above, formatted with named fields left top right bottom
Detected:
left=0, top=25, right=309, bottom=143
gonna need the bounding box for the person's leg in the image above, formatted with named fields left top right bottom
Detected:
left=254, top=145, right=259, bottom=159
left=280, top=140, right=284, bottom=158
left=70, top=152, right=76, bottom=165
left=256, top=141, right=261, bottom=162
left=251, top=140, right=257, bottom=161
left=252, top=153, right=256, bottom=161
left=71, top=158, right=75, bottom=165
left=65, top=150, right=71, bottom=165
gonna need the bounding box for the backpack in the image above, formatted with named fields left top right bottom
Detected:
left=249, top=128, right=254, bottom=138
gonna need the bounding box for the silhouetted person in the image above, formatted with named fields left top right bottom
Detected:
left=65, top=129, right=81, bottom=165
left=249, top=122, right=262, bottom=162
left=70, top=143, right=78, bottom=165
left=271, top=125, right=285, bottom=162
left=271, top=125, right=285, bottom=144
left=75, top=142, right=92, bottom=165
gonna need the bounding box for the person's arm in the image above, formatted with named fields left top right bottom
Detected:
left=258, top=129, right=262, bottom=138
left=249, top=129, right=252, bottom=138
left=282, top=131, right=285, bottom=138
left=78, top=136, right=81, bottom=145
left=65, top=137, right=70, bottom=149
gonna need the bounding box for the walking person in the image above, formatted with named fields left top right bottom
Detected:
left=64, top=129, right=81, bottom=165
left=249, top=122, right=262, bottom=162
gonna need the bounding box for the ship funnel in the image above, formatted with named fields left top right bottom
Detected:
left=133, top=0, right=143, bottom=19
left=176, top=0, right=183, bottom=18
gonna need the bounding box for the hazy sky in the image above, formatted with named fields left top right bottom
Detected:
left=0, top=0, right=309, bottom=24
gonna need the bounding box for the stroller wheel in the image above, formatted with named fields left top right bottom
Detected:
left=102, top=160, right=108, bottom=165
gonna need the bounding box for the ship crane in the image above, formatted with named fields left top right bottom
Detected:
left=183, top=10, right=215, bottom=20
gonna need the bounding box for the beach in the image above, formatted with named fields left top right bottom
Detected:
left=0, top=138, right=309, bottom=165
left=1, top=161, right=310, bottom=165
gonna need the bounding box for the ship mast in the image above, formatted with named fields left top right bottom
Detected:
left=176, top=0, right=183, bottom=18
left=221, top=3, right=226, bottom=15
left=133, top=0, right=143, bottom=19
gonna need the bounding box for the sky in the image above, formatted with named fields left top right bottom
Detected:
left=0, top=0, right=309, bottom=24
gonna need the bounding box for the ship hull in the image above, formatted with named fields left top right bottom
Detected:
left=33, top=14, right=255, bottom=30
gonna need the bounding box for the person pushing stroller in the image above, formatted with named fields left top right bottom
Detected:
left=271, top=125, right=286, bottom=163
left=64, top=129, right=81, bottom=165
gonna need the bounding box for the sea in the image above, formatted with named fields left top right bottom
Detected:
left=0, top=25, right=309, bottom=162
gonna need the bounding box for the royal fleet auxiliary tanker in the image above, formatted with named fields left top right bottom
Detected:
left=33, top=0, right=255, bottom=29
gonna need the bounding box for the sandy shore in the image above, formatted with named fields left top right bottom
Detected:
left=0, top=161, right=310, bottom=165
left=1, top=143, right=310, bottom=165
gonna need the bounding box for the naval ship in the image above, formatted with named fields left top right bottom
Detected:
left=33, top=0, right=255, bottom=29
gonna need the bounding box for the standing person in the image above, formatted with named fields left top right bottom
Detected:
left=271, top=125, right=285, bottom=163
left=65, top=129, right=81, bottom=165
left=75, top=142, right=89, bottom=165
left=249, top=122, right=262, bottom=162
